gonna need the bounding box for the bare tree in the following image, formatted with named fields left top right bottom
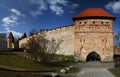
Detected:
left=29, top=29, right=37, bottom=36
left=26, top=32, right=63, bottom=64
left=114, top=32, right=120, bottom=47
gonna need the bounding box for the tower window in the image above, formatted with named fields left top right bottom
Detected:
left=80, top=39, right=82, bottom=42
left=79, top=22, right=82, bottom=24
left=84, top=39, right=85, bottom=42
left=93, top=21, right=95, bottom=24
left=102, top=39, right=104, bottom=42
left=80, top=39, right=85, bottom=42
left=101, top=21, right=104, bottom=24
left=105, top=39, right=107, bottom=42
left=102, top=39, right=107, bottom=42
left=106, top=22, right=109, bottom=24
left=84, top=21, right=87, bottom=24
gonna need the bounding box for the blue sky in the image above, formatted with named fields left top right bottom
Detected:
left=0, top=0, right=120, bottom=38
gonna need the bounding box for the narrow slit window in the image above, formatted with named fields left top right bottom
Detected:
left=101, top=21, right=104, bottom=24
left=80, top=22, right=82, bottom=24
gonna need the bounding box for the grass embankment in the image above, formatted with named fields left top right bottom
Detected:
left=54, top=54, right=75, bottom=61
left=0, top=70, right=41, bottom=77
left=0, top=52, right=79, bottom=77
left=109, top=67, right=120, bottom=77
left=0, top=53, right=39, bottom=69
left=0, top=52, right=65, bottom=70
left=0, top=67, right=79, bottom=77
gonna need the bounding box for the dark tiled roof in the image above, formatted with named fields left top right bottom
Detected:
left=73, top=8, right=116, bottom=20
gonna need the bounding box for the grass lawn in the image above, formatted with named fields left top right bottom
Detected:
left=0, top=70, right=42, bottom=77
left=0, top=53, right=48, bottom=70
left=0, top=67, right=79, bottom=77
left=0, top=52, right=65, bottom=71
left=0, top=52, right=79, bottom=77
left=54, top=54, right=75, bottom=61
left=109, top=67, right=120, bottom=77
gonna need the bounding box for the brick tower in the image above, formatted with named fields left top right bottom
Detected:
left=73, top=8, right=116, bottom=61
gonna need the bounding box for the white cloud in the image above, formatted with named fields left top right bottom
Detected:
left=68, top=3, right=79, bottom=13
left=2, top=15, right=22, bottom=37
left=71, top=3, right=79, bottom=9
left=1, top=8, right=25, bottom=37
left=30, top=0, right=47, bottom=16
left=2, top=15, right=19, bottom=27
left=4, top=27, right=22, bottom=37
left=10, top=8, right=25, bottom=17
left=30, top=0, right=78, bottom=16
left=47, top=0, right=68, bottom=15
left=47, top=0, right=68, bottom=6
left=49, top=5, right=64, bottom=15
left=10, top=30, right=22, bottom=37
left=105, top=1, right=120, bottom=14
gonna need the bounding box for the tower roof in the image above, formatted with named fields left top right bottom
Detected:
left=8, top=32, right=14, bottom=39
left=72, top=8, right=116, bottom=20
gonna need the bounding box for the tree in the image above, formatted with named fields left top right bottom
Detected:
left=14, top=38, right=19, bottom=48
left=25, top=32, right=62, bottom=64
left=23, top=33, right=27, bottom=38
left=29, top=29, right=37, bottom=36
left=114, top=32, right=120, bottom=47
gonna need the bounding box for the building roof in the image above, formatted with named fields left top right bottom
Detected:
left=72, top=8, right=116, bottom=20
left=8, top=32, right=14, bottom=39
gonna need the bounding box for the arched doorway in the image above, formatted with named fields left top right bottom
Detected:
left=86, top=51, right=101, bottom=61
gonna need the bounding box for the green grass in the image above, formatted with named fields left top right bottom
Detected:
left=0, top=53, right=65, bottom=71
left=109, top=67, right=120, bottom=77
left=0, top=52, right=79, bottom=77
left=100, top=61, right=114, bottom=63
left=0, top=70, right=43, bottom=77
left=0, top=54, right=41, bottom=69
left=54, top=55, right=75, bottom=61
left=0, top=67, right=80, bottom=77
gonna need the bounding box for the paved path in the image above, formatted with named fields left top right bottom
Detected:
left=75, top=62, right=116, bottom=77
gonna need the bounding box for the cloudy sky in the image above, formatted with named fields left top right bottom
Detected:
left=0, top=0, right=120, bottom=37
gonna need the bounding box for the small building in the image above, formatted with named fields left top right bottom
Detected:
left=0, top=33, right=6, bottom=49
left=7, top=32, right=14, bottom=48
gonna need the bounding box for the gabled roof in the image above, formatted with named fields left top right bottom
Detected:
left=8, top=32, right=14, bottom=39
left=72, top=8, right=116, bottom=20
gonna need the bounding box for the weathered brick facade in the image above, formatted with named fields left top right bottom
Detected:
left=74, top=19, right=114, bottom=61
